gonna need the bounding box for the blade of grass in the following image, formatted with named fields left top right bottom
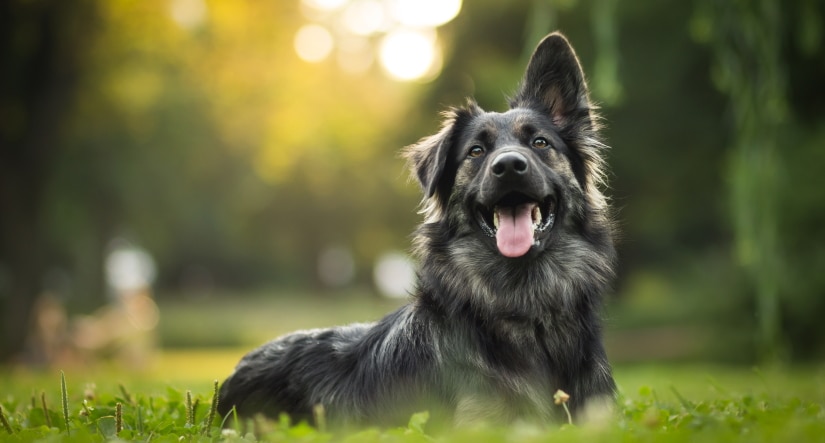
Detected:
left=81, top=400, right=92, bottom=424
left=136, top=400, right=144, bottom=435
left=186, top=390, right=193, bottom=426
left=0, top=405, right=13, bottom=435
left=670, top=386, right=694, bottom=411
left=205, top=379, right=220, bottom=436
left=192, top=398, right=200, bottom=424
left=60, top=371, right=70, bottom=436
left=119, top=384, right=133, bottom=405
left=217, top=405, right=238, bottom=435
left=40, top=392, right=52, bottom=428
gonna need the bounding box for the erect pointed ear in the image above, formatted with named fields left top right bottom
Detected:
left=510, top=32, right=592, bottom=128
left=404, top=104, right=477, bottom=199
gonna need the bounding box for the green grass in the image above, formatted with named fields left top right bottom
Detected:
left=156, top=290, right=406, bottom=348
left=1, top=358, right=823, bottom=442
left=4, top=291, right=822, bottom=441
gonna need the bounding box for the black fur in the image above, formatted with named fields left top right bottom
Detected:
left=218, top=32, right=616, bottom=428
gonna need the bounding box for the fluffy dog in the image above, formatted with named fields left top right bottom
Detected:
left=218, top=32, right=617, bottom=428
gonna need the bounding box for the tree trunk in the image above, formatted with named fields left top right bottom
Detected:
left=0, top=1, right=90, bottom=361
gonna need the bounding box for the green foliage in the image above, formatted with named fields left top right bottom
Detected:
left=689, top=0, right=825, bottom=362
left=3, top=0, right=825, bottom=368
left=0, top=370, right=823, bottom=442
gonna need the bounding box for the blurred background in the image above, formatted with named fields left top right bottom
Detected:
left=1, top=0, right=823, bottom=372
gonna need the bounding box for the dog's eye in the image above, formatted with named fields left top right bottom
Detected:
left=468, top=145, right=485, bottom=158
left=532, top=137, right=550, bottom=149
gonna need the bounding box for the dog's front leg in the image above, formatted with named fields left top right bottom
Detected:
left=453, top=393, right=515, bottom=426
left=567, top=355, right=616, bottom=424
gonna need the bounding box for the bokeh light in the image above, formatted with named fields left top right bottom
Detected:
left=105, top=239, right=157, bottom=294
left=318, top=245, right=356, bottom=288
left=387, top=0, right=462, bottom=27
left=302, top=0, right=349, bottom=12
left=341, top=1, right=388, bottom=36
left=294, top=24, right=335, bottom=63
left=337, top=36, right=375, bottom=74
left=373, top=251, right=415, bottom=299
left=169, top=0, right=207, bottom=29
left=379, top=29, right=441, bottom=82
left=296, top=0, right=459, bottom=82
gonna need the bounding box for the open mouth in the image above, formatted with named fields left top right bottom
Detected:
left=476, top=192, right=556, bottom=257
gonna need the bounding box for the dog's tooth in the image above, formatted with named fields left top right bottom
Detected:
left=493, top=210, right=500, bottom=229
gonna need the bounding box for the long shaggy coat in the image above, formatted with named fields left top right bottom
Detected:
left=217, top=32, right=617, bottom=428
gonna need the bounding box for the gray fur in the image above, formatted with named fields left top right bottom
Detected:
left=218, top=32, right=617, bottom=429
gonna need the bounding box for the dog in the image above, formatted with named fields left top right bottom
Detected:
left=217, top=32, right=617, bottom=428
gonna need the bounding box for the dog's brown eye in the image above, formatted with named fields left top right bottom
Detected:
left=468, top=146, right=485, bottom=158
left=532, top=137, right=550, bottom=149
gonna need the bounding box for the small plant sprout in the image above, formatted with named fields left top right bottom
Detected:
left=80, top=400, right=92, bottom=422
left=554, top=389, right=573, bottom=425
left=84, top=383, right=96, bottom=402
left=115, top=402, right=123, bottom=436
left=0, top=405, right=13, bottom=435
left=192, top=398, right=200, bottom=423
left=204, top=379, right=219, bottom=436
left=186, top=390, right=194, bottom=426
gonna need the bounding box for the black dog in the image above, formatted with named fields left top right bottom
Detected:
left=218, top=32, right=616, bottom=428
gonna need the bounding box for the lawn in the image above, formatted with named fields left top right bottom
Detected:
left=1, top=291, right=823, bottom=441
left=1, top=352, right=823, bottom=442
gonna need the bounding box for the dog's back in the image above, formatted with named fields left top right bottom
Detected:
left=218, top=305, right=444, bottom=426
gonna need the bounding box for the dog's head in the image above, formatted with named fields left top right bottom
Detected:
left=406, top=32, right=610, bottom=261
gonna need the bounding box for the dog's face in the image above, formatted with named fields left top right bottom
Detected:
left=452, top=108, right=573, bottom=258
left=407, top=33, right=610, bottom=264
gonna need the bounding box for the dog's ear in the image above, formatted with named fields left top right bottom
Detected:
left=510, top=32, right=592, bottom=128
left=405, top=105, right=477, bottom=199
left=512, top=33, right=610, bottom=208
left=406, top=119, right=452, bottom=199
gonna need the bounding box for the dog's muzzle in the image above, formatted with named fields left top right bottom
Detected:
left=476, top=151, right=556, bottom=258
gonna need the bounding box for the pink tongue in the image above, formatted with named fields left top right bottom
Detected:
left=495, top=203, right=536, bottom=258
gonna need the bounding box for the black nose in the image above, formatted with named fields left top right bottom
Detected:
left=491, top=152, right=528, bottom=178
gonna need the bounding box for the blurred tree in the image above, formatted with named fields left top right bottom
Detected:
left=1, top=0, right=417, bottom=361
left=697, top=0, right=786, bottom=361
left=694, top=0, right=825, bottom=361
left=0, top=0, right=98, bottom=360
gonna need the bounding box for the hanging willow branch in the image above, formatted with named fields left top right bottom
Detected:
left=591, top=0, right=622, bottom=105
left=693, top=0, right=787, bottom=361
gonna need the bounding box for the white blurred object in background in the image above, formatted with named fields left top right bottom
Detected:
left=373, top=251, right=415, bottom=299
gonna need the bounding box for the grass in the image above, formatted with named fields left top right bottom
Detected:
left=156, top=290, right=406, bottom=348
left=2, top=290, right=821, bottom=441
left=0, top=356, right=823, bottom=442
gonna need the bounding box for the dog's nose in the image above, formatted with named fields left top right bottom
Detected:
left=491, top=151, right=528, bottom=178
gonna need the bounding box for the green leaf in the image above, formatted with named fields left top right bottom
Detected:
left=96, top=416, right=117, bottom=438
left=407, top=411, right=430, bottom=434
left=638, top=386, right=653, bottom=397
